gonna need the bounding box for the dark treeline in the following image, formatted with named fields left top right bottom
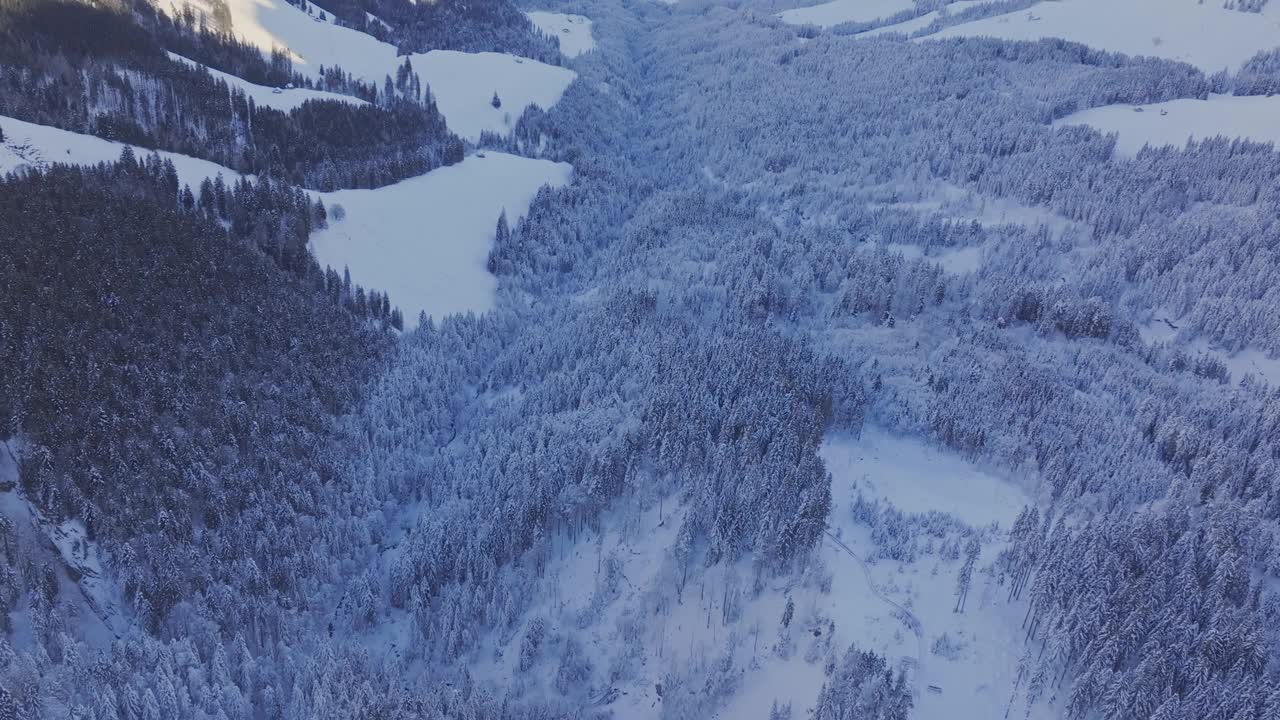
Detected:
left=0, top=155, right=394, bottom=641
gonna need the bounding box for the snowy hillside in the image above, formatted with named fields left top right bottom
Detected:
left=923, top=0, right=1280, bottom=73
left=10, top=0, right=1280, bottom=716
left=175, top=0, right=576, bottom=140
left=1056, top=94, right=1280, bottom=157
left=166, top=52, right=369, bottom=110
left=0, top=114, right=240, bottom=188
left=415, top=51, right=577, bottom=142
left=527, top=11, right=595, bottom=57
left=190, top=0, right=396, bottom=81
left=309, top=153, right=572, bottom=325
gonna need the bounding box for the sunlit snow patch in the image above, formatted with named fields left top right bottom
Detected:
left=309, top=152, right=572, bottom=327
left=779, top=0, right=915, bottom=29
left=415, top=50, right=577, bottom=143
left=921, top=0, right=1280, bottom=74
left=526, top=11, right=596, bottom=58
left=1055, top=94, right=1280, bottom=157
left=185, top=0, right=398, bottom=82
left=0, top=114, right=241, bottom=189
left=166, top=52, right=368, bottom=111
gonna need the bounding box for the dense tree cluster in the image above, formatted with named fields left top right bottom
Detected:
left=0, top=156, right=393, bottom=635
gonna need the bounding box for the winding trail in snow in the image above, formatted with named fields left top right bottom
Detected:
left=823, top=528, right=927, bottom=697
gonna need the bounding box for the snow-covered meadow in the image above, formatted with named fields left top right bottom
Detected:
left=526, top=11, right=596, bottom=57
left=1056, top=94, right=1280, bottom=157
left=309, top=152, right=572, bottom=326
left=413, top=51, right=577, bottom=142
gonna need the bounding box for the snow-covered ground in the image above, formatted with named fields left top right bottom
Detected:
left=0, top=439, right=125, bottom=645
left=177, top=0, right=577, bottom=141
left=197, top=0, right=394, bottom=81
left=1055, top=94, right=1280, bottom=157
left=0, top=115, right=574, bottom=325
left=414, top=51, right=577, bottom=142
left=856, top=1, right=989, bottom=38
left=922, top=0, right=1280, bottom=74
left=779, top=0, right=915, bottom=28
left=882, top=243, right=983, bottom=275
left=728, top=429, right=1042, bottom=720
left=309, top=152, right=572, bottom=326
left=167, top=52, right=368, bottom=111
left=466, top=427, right=1043, bottom=719
left=527, top=11, right=596, bottom=57
left=0, top=114, right=241, bottom=189
left=1140, top=313, right=1280, bottom=387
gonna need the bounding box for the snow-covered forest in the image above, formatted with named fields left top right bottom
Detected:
left=2, top=0, right=1280, bottom=718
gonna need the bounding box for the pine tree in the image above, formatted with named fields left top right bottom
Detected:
left=954, top=536, right=979, bottom=613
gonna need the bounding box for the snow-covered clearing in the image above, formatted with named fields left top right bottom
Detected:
left=779, top=0, right=915, bottom=29
left=882, top=243, right=983, bottom=275
left=464, top=426, right=1042, bottom=719
left=1141, top=313, right=1280, bottom=387
left=527, top=11, right=596, bottom=57
left=178, top=0, right=577, bottom=141
left=414, top=51, right=577, bottom=142
left=922, top=0, right=1280, bottom=74
left=856, top=1, right=989, bottom=38
left=1055, top=94, right=1280, bottom=157
left=0, top=114, right=241, bottom=189
left=166, top=52, right=368, bottom=111
left=309, top=152, right=572, bottom=326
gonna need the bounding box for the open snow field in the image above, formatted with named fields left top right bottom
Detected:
left=1056, top=94, right=1280, bottom=157
left=166, top=52, right=368, bottom=111
left=413, top=51, right=577, bottom=142
left=0, top=114, right=241, bottom=189
left=922, top=0, right=1280, bottom=74
left=309, top=153, right=572, bottom=326
left=526, top=11, right=596, bottom=57
left=779, top=0, right=915, bottom=28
